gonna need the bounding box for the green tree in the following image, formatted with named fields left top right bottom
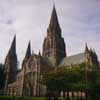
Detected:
left=0, top=64, right=5, bottom=89
left=43, top=63, right=100, bottom=100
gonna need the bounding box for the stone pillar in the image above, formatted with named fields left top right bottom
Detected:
left=67, top=91, right=69, bottom=99
left=65, top=91, right=67, bottom=98
left=60, top=91, right=63, bottom=97
left=74, top=92, right=78, bottom=99
left=69, top=92, right=72, bottom=99
left=72, top=91, right=74, bottom=99
left=78, top=91, right=81, bottom=100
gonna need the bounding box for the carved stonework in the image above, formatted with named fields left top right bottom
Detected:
left=22, top=54, right=41, bottom=96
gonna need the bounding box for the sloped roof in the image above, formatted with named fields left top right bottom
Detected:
left=59, top=53, right=85, bottom=67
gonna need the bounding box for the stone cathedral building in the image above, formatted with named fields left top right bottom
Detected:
left=3, top=5, right=99, bottom=96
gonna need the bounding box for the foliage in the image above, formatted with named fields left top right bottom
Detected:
left=0, top=64, right=5, bottom=89
left=0, top=96, right=46, bottom=100
left=43, top=63, right=100, bottom=99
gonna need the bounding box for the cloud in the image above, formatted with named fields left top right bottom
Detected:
left=0, top=0, right=100, bottom=68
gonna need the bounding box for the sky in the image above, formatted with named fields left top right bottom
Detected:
left=0, top=0, right=100, bottom=68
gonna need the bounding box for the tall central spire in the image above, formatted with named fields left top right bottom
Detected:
left=42, top=5, right=66, bottom=66
left=47, top=5, right=61, bottom=37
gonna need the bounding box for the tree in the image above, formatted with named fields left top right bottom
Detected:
left=0, top=64, right=5, bottom=89
left=42, top=63, right=100, bottom=100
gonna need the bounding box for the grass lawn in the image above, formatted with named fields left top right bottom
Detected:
left=0, top=96, right=86, bottom=100
left=0, top=96, right=46, bottom=100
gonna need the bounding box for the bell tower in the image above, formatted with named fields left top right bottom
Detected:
left=42, top=5, right=66, bottom=66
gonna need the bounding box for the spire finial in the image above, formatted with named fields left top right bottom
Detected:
left=53, top=0, right=55, bottom=7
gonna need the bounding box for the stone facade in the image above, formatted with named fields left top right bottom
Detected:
left=2, top=6, right=99, bottom=97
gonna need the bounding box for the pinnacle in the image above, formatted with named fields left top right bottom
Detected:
left=25, top=41, right=31, bottom=59
left=38, top=50, right=41, bottom=56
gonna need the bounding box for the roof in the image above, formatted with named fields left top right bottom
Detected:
left=59, top=53, right=85, bottom=67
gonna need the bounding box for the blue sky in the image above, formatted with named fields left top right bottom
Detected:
left=0, top=0, right=100, bottom=68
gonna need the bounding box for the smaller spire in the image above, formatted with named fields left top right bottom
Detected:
left=25, top=41, right=31, bottom=59
left=85, top=43, right=89, bottom=52
left=22, top=41, right=31, bottom=69
left=38, top=50, right=41, bottom=56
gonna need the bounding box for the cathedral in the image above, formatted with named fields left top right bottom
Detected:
left=2, top=5, right=99, bottom=96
